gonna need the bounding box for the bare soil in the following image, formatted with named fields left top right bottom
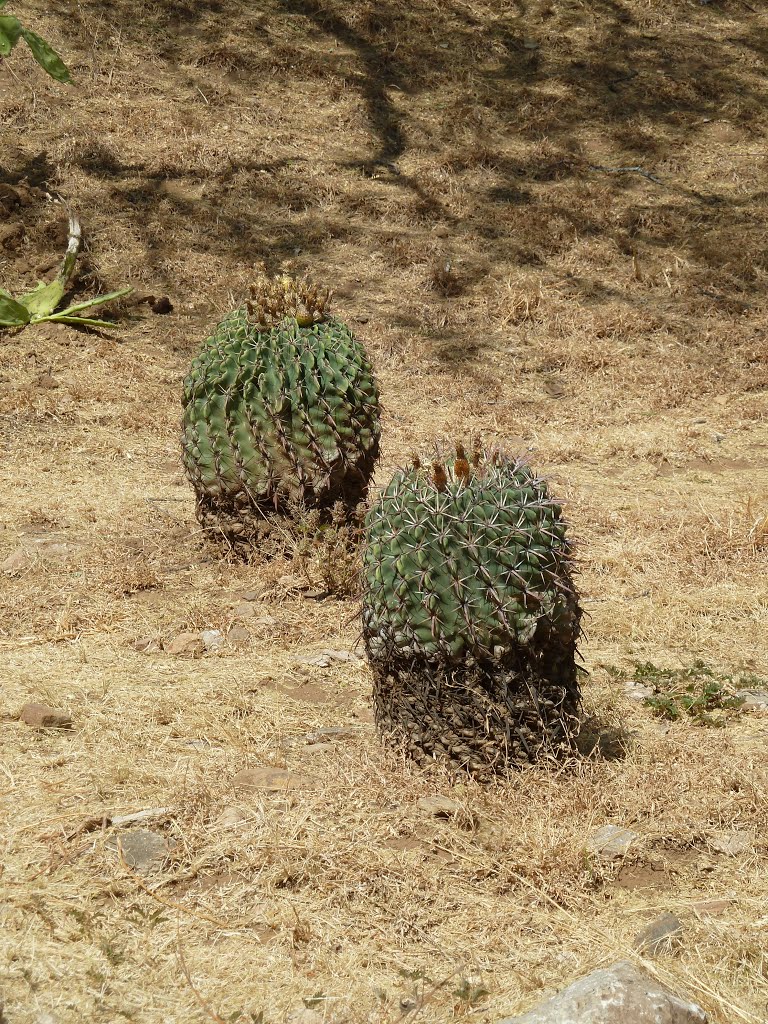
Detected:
left=1, top=1, right=767, bottom=1022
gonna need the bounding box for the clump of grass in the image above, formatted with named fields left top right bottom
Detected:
left=631, top=660, right=751, bottom=726
left=288, top=501, right=362, bottom=599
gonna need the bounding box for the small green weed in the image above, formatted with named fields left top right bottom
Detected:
left=627, top=660, right=751, bottom=727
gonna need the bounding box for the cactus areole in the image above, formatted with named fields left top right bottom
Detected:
left=361, top=444, right=582, bottom=775
left=181, top=274, right=381, bottom=546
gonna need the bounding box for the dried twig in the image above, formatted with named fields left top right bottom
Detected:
left=588, top=164, right=665, bottom=185
left=176, top=915, right=228, bottom=1024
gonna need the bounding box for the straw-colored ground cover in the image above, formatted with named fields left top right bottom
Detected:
left=1, top=1, right=767, bottom=1021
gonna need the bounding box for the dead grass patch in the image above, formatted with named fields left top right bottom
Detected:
left=2, top=0, right=768, bottom=1021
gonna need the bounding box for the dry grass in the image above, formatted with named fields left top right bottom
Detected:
left=1, top=0, right=768, bottom=1021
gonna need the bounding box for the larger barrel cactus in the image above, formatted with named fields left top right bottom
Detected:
left=181, top=273, right=381, bottom=547
left=362, top=443, right=582, bottom=775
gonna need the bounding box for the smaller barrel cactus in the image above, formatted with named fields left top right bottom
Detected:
left=361, top=442, right=582, bottom=775
left=181, top=272, right=381, bottom=549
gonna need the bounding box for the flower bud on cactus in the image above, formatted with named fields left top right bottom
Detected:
left=361, top=443, right=582, bottom=775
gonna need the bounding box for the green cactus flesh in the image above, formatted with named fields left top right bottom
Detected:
left=181, top=310, right=380, bottom=541
left=361, top=446, right=582, bottom=773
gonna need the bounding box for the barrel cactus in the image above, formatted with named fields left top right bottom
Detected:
left=361, top=442, right=582, bottom=775
left=181, top=272, right=381, bottom=548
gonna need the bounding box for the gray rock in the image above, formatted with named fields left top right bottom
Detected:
left=499, top=960, right=708, bottom=1024
left=318, top=648, right=364, bottom=663
left=633, top=911, right=683, bottom=955
left=34, top=1014, right=61, bottom=1024
left=624, top=681, right=655, bottom=701
left=587, top=825, right=640, bottom=861
left=303, top=726, right=358, bottom=744
left=201, top=628, right=224, bottom=651
left=736, top=689, right=768, bottom=711
left=294, top=653, right=332, bottom=668
left=709, top=831, right=753, bottom=856
left=108, top=829, right=172, bottom=872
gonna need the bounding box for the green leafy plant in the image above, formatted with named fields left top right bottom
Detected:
left=0, top=213, right=131, bottom=329
left=0, top=1, right=72, bottom=83
left=628, top=660, right=748, bottom=726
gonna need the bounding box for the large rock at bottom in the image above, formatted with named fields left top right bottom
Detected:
left=498, top=961, right=707, bottom=1024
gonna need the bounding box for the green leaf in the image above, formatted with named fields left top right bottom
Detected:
left=0, top=14, right=22, bottom=54
left=0, top=293, right=31, bottom=326
left=52, top=287, right=132, bottom=317
left=19, top=26, right=72, bottom=84
left=44, top=314, right=121, bottom=328
left=19, top=278, right=66, bottom=318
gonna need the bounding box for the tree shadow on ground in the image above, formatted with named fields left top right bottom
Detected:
left=11, top=0, right=768, bottom=334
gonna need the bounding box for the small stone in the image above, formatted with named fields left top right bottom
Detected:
left=20, top=703, right=72, bottom=730
left=498, top=960, right=707, bottom=1024
left=1, top=547, right=31, bottom=574
left=108, top=829, right=172, bottom=872
left=233, top=602, right=256, bottom=619
left=201, top=628, right=224, bottom=651
left=304, top=742, right=335, bottom=753
left=736, top=689, right=768, bottom=711
left=633, top=911, right=683, bottom=955
left=239, top=590, right=260, bottom=601
left=692, top=898, right=732, bottom=918
left=417, top=795, right=462, bottom=818
left=131, top=635, right=163, bottom=653
left=233, top=767, right=314, bottom=792
left=624, top=680, right=655, bottom=701
left=216, top=805, right=248, bottom=827
left=165, top=632, right=204, bottom=656
left=709, top=831, right=753, bottom=856
left=318, top=649, right=364, bottom=663
left=34, top=1014, right=60, bottom=1024
left=286, top=1009, right=323, bottom=1024
left=587, top=824, right=640, bottom=861
left=227, top=624, right=251, bottom=645
left=303, top=726, right=358, bottom=744
left=295, top=653, right=332, bottom=668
